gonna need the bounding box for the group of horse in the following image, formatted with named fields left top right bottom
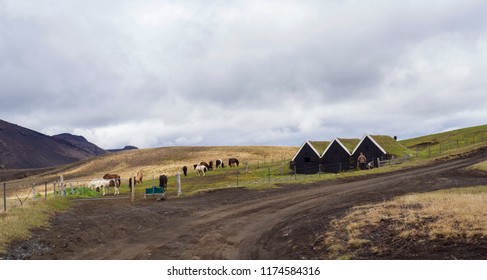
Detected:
left=182, top=157, right=240, bottom=177
left=85, top=157, right=240, bottom=196
left=87, top=170, right=143, bottom=196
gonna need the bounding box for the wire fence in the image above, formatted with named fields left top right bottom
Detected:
left=1, top=177, right=136, bottom=213
left=3, top=132, right=487, bottom=213
left=411, top=132, right=487, bottom=158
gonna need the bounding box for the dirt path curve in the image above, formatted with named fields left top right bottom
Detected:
left=3, top=148, right=487, bottom=260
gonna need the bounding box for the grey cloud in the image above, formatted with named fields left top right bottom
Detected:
left=2, top=0, right=487, bottom=148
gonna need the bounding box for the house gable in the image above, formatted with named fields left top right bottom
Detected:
left=292, top=140, right=321, bottom=161
left=321, top=138, right=353, bottom=172
left=292, top=140, right=329, bottom=174
left=351, top=134, right=388, bottom=167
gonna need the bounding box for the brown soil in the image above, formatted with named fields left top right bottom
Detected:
left=2, top=148, right=487, bottom=260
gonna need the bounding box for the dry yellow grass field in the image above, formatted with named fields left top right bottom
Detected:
left=322, top=186, right=487, bottom=259
left=6, top=146, right=297, bottom=185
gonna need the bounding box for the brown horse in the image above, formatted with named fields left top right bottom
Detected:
left=228, top=158, right=239, bottom=167
left=159, top=174, right=168, bottom=189
left=136, top=170, right=143, bottom=184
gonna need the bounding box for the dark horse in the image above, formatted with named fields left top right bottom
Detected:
left=159, top=174, right=168, bottom=190
left=182, top=166, right=188, bottom=176
left=228, top=158, right=239, bottom=167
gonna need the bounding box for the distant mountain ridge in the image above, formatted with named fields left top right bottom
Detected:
left=52, top=133, right=107, bottom=156
left=0, top=119, right=106, bottom=169
left=106, top=145, right=139, bottom=153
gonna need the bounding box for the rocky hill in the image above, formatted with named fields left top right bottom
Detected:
left=52, top=133, right=107, bottom=156
left=0, top=119, right=106, bottom=169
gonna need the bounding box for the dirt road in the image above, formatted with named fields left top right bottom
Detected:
left=3, top=148, right=487, bottom=260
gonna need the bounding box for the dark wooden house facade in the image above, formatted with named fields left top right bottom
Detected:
left=291, top=141, right=329, bottom=174
left=320, top=138, right=353, bottom=173
left=351, top=135, right=387, bottom=168
left=292, top=134, right=410, bottom=174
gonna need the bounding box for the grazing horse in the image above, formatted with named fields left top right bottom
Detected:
left=195, top=165, right=207, bottom=176
left=88, top=179, right=117, bottom=196
left=216, top=159, right=223, bottom=169
left=159, top=174, right=168, bottom=190
left=103, top=173, right=121, bottom=187
left=228, top=158, right=239, bottom=167
left=102, top=173, right=121, bottom=195
left=200, top=162, right=210, bottom=170
left=136, top=170, right=143, bottom=184
left=208, top=160, right=213, bottom=171
left=88, top=179, right=109, bottom=192
left=182, top=166, right=188, bottom=176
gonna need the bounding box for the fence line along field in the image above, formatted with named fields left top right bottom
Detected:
left=3, top=146, right=297, bottom=186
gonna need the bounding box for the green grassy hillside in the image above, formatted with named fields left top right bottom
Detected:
left=400, top=124, right=487, bottom=158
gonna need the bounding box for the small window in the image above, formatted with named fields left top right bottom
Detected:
left=304, top=157, right=311, bottom=163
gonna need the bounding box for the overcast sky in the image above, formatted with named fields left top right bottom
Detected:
left=1, top=0, right=487, bottom=149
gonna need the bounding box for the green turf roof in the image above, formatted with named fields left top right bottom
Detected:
left=337, top=138, right=360, bottom=153
left=309, top=141, right=331, bottom=156
left=371, top=135, right=412, bottom=157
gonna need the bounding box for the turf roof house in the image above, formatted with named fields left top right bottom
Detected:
left=291, top=141, right=329, bottom=174
left=351, top=134, right=410, bottom=168
left=321, top=138, right=360, bottom=173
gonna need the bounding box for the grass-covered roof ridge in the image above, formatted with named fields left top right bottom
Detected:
left=371, top=135, right=412, bottom=157
left=337, top=138, right=360, bottom=153
left=309, top=141, right=331, bottom=156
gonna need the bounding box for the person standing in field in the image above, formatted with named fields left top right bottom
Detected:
left=357, top=152, right=367, bottom=170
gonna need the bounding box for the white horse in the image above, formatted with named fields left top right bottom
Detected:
left=195, top=165, right=207, bottom=176
left=87, top=179, right=119, bottom=195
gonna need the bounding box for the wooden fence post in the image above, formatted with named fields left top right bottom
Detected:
left=60, top=175, right=66, bottom=197
left=131, top=176, right=135, bottom=202
left=32, top=183, right=36, bottom=200
left=44, top=182, right=47, bottom=200
left=177, top=172, right=182, bottom=196
left=3, top=182, right=6, bottom=212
